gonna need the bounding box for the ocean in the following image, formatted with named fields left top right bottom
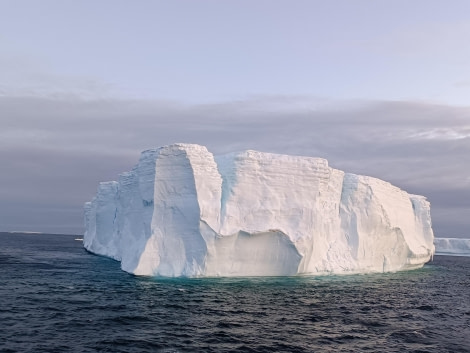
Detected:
left=1, top=232, right=469, bottom=353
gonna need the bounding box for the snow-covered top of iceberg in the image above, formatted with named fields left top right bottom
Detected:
left=84, top=143, right=434, bottom=277
left=434, top=238, right=470, bottom=256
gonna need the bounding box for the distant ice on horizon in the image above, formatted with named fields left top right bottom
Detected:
left=434, top=238, right=470, bottom=257
left=8, top=231, right=43, bottom=234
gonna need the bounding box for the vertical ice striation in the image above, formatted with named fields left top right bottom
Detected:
left=84, top=143, right=435, bottom=277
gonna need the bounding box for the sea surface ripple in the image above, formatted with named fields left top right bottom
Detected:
left=0, top=233, right=469, bottom=353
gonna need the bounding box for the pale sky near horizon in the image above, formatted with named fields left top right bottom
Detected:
left=0, top=0, right=469, bottom=237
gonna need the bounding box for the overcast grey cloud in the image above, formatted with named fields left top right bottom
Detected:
left=0, top=96, right=468, bottom=236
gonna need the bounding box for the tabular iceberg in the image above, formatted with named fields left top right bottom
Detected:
left=434, top=238, right=470, bottom=256
left=84, top=143, right=434, bottom=277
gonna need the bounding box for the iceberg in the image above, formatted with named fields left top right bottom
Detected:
left=84, top=143, right=434, bottom=277
left=434, top=238, right=470, bottom=256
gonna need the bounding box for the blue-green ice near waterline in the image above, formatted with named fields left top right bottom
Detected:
left=1, top=232, right=469, bottom=352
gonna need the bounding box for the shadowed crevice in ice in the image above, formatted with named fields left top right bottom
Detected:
left=200, top=221, right=302, bottom=277
left=215, top=152, right=238, bottom=228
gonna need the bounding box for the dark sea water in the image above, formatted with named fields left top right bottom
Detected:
left=1, top=232, right=469, bottom=353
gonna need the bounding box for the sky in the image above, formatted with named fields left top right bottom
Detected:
left=0, top=0, right=469, bottom=237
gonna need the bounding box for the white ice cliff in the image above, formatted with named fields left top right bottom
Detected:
left=434, top=238, right=470, bottom=256
left=84, top=144, right=435, bottom=277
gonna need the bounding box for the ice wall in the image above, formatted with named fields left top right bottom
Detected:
left=434, top=238, right=470, bottom=256
left=84, top=143, right=435, bottom=277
